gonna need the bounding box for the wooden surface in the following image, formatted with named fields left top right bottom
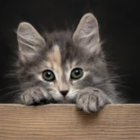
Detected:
left=0, top=104, right=140, bottom=140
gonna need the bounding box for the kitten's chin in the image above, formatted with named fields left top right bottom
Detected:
left=60, top=99, right=75, bottom=104
left=53, top=97, right=76, bottom=104
left=50, top=92, right=76, bottom=103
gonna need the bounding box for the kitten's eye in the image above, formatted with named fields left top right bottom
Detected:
left=42, top=70, right=55, bottom=81
left=71, top=68, right=83, bottom=80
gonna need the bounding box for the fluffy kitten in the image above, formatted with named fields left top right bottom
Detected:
left=9, top=13, right=122, bottom=112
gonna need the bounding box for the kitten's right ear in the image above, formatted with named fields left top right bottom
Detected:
left=17, top=22, right=45, bottom=62
left=73, top=13, right=101, bottom=54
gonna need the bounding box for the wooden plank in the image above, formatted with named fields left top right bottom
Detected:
left=0, top=104, right=140, bottom=140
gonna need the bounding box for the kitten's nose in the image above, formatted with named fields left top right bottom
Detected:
left=60, top=90, right=68, bottom=97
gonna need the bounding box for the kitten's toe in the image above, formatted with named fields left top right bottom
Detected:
left=76, top=88, right=111, bottom=113
left=76, top=93, right=99, bottom=113
left=21, top=93, right=34, bottom=105
left=19, top=87, right=51, bottom=105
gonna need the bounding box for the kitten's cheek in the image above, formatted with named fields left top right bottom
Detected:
left=50, top=92, right=64, bottom=101
left=65, top=93, right=78, bottom=102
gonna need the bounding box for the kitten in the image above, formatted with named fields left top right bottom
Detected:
left=9, top=13, right=122, bottom=113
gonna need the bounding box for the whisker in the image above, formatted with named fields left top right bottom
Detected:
left=0, top=85, right=19, bottom=92
left=95, top=83, right=133, bottom=91
left=75, top=77, right=132, bottom=91
left=0, top=89, right=25, bottom=102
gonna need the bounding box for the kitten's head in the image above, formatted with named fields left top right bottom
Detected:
left=15, top=13, right=109, bottom=104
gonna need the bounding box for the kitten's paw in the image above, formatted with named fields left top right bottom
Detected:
left=19, top=87, right=51, bottom=105
left=76, top=88, right=112, bottom=113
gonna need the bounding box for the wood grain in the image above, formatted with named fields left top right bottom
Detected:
left=0, top=104, right=140, bottom=140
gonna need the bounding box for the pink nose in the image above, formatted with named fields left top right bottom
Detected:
left=60, top=90, right=68, bottom=96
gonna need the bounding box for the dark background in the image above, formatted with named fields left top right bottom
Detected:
left=0, top=0, right=140, bottom=103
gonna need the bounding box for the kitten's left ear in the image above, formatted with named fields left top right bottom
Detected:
left=17, top=22, right=45, bottom=62
left=73, top=13, right=100, bottom=53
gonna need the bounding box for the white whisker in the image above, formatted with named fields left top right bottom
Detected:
left=0, top=85, right=19, bottom=92
left=0, top=89, right=25, bottom=102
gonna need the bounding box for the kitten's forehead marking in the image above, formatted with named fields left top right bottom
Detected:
left=48, top=45, right=61, bottom=65
left=47, top=45, right=70, bottom=91
left=48, top=44, right=62, bottom=79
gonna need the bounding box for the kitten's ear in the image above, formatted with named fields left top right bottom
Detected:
left=73, top=13, right=101, bottom=53
left=17, top=22, right=45, bottom=62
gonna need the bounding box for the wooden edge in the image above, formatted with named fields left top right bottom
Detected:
left=0, top=103, right=139, bottom=107
left=0, top=104, right=140, bottom=140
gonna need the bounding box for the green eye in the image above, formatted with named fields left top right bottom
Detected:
left=71, top=68, right=83, bottom=80
left=42, top=70, right=55, bottom=81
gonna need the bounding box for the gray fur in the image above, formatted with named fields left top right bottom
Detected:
left=6, top=13, right=123, bottom=113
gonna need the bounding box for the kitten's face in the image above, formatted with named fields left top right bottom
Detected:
left=15, top=13, right=107, bottom=104
left=34, top=45, right=88, bottom=103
